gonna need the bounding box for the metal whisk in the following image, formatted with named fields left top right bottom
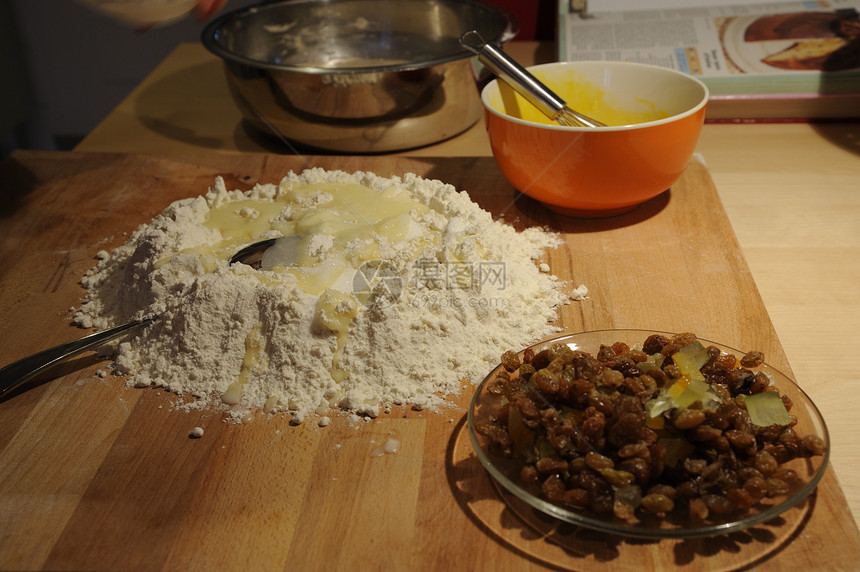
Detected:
left=459, top=30, right=605, bottom=128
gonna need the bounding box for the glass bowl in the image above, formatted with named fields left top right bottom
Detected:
left=467, top=329, right=830, bottom=539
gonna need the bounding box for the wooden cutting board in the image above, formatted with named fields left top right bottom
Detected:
left=0, top=150, right=857, bottom=571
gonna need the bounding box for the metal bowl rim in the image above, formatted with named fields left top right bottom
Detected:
left=200, top=0, right=518, bottom=74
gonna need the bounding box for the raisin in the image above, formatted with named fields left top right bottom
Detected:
left=766, top=477, right=790, bottom=497
left=647, top=484, right=677, bottom=501
left=726, top=487, right=757, bottom=510
left=662, top=332, right=697, bottom=356
left=757, top=424, right=783, bottom=444
left=618, top=443, right=650, bottom=459
left=779, top=427, right=804, bottom=458
left=703, top=493, right=734, bottom=515
left=520, top=464, right=539, bottom=484
left=750, top=372, right=770, bottom=394
left=475, top=421, right=512, bottom=449
left=612, top=341, right=630, bottom=356
left=608, top=413, right=645, bottom=447
left=572, top=353, right=605, bottom=383
left=549, top=432, right=574, bottom=456
left=648, top=367, right=669, bottom=387
left=638, top=374, right=658, bottom=396
left=623, top=376, right=646, bottom=395
left=548, top=343, right=576, bottom=363
left=516, top=397, right=540, bottom=421
left=597, top=344, right=617, bottom=362
left=570, top=379, right=595, bottom=399
left=802, top=434, right=827, bottom=456
left=533, top=368, right=560, bottom=395
left=601, top=368, right=624, bottom=390
left=640, top=493, right=674, bottom=515
left=531, top=349, right=551, bottom=371
left=737, top=466, right=763, bottom=482
left=590, top=495, right=614, bottom=516
left=562, top=488, right=590, bottom=509
left=753, top=451, right=778, bottom=475
left=676, top=480, right=700, bottom=500
left=725, top=429, right=756, bottom=452
left=503, top=376, right=528, bottom=402
left=618, top=457, right=650, bottom=486
left=642, top=334, right=668, bottom=355
left=716, top=352, right=738, bottom=371
left=689, top=424, right=722, bottom=442
left=683, top=458, right=707, bottom=475
left=674, top=409, right=706, bottom=430
left=568, top=456, right=587, bottom=473
left=727, top=368, right=756, bottom=394
left=743, top=476, right=768, bottom=499
left=536, top=457, right=569, bottom=474
left=689, top=497, right=709, bottom=521
left=587, top=391, right=616, bottom=417
left=522, top=347, right=535, bottom=364
left=581, top=411, right=606, bottom=443
left=648, top=444, right=666, bottom=479
left=740, top=350, right=765, bottom=368
left=518, top=363, right=536, bottom=381
left=663, top=363, right=682, bottom=379
left=600, top=468, right=635, bottom=487
left=585, top=451, right=614, bottom=471
left=613, top=499, right=637, bottom=521
left=541, top=473, right=567, bottom=502
left=501, top=350, right=520, bottom=372
left=486, top=371, right=509, bottom=395
left=628, top=349, right=648, bottom=363
left=546, top=357, right=565, bottom=375
left=706, top=408, right=730, bottom=431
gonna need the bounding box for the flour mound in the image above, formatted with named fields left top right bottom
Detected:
left=75, top=169, right=568, bottom=422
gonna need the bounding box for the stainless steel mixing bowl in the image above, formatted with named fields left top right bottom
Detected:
left=201, top=0, right=517, bottom=153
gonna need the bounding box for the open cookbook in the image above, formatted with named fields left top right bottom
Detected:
left=559, top=0, right=860, bottom=120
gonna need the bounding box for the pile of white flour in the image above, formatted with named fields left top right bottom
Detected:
left=74, top=169, right=571, bottom=422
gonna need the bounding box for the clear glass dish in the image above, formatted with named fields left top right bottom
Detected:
left=467, top=329, right=830, bottom=539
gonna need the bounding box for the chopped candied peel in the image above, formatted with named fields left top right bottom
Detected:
left=476, top=332, right=826, bottom=525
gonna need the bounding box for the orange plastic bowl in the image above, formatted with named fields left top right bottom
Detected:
left=481, top=61, right=708, bottom=217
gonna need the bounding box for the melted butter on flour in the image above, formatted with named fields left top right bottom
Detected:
left=201, top=180, right=435, bottom=388
left=315, top=289, right=358, bottom=382
left=222, top=324, right=266, bottom=405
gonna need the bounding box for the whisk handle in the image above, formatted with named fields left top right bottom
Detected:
left=460, top=30, right=565, bottom=120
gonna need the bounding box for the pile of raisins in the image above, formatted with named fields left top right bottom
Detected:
left=475, top=332, right=827, bottom=525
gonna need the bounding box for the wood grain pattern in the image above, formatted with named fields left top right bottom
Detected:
left=0, top=151, right=857, bottom=571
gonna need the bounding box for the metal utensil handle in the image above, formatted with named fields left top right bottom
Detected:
left=0, top=317, right=154, bottom=398
left=459, top=30, right=565, bottom=121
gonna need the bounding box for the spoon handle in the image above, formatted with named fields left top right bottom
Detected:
left=0, top=317, right=154, bottom=398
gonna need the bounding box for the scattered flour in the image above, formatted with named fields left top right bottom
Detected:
left=74, top=169, right=573, bottom=422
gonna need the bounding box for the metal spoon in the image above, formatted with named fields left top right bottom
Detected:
left=0, top=237, right=293, bottom=398
left=459, top=30, right=605, bottom=128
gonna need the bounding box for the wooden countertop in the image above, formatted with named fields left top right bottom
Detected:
left=0, top=41, right=856, bottom=569
left=76, top=41, right=860, bottom=527
left=1, top=151, right=858, bottom=571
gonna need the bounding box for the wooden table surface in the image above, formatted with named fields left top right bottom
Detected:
left=1, top=151, right=858, bottom=571
left=76, top=42, right=860, bottom=529
left=0, top=41, right=856, bottom=569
